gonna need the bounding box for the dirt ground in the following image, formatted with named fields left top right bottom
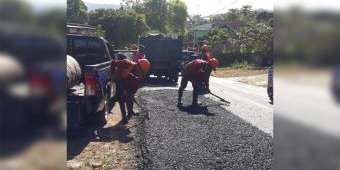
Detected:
left=67, top=104, right=143, bottom=170
left=211, top=67, right=267, bottom=78
left=211, top=68, right=268, bottom=87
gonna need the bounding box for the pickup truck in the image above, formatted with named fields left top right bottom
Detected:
left=67, top=34, right=116, bottom=129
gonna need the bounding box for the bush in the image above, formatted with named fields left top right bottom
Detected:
left=230, top=60, right=256, bottom=69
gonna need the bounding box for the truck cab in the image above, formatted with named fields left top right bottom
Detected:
left=66, top=26, right=116, bottom=128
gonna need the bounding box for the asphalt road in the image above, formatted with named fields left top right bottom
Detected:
left=135, top=77, right=273, bottom=169
left=142, top=76, right=273, bottom=136
left=274, top=78, right=340, bottom=170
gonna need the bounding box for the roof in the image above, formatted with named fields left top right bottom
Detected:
left=213, top=21, right=248, bottom=31
left=67, top=23, right=96, bottom=30
left=192, top=23, right=213, bottom=31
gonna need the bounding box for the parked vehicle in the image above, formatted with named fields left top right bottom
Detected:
left=67, top=28, right=116, bottom=128
left=180, top=50, right=198, bottom=74
left=267, top=66, right=273, bottom=103
left=139, top=33, right=183, bottom=82
left=0, top=23, right=65, bottom=135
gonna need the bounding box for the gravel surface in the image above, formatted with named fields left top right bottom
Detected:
left=135, top=89, right=273, bottom=170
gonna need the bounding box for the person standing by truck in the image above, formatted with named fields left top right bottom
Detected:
left=177, top=58, right=219, bottom=107
left=200, top=44, right=212, bottom=61
left=111, top=55, right=150, bottom=124
left=132, top=45, right=146, bottom=62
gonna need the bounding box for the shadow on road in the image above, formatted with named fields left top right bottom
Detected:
left=177, top=105, right=216, bottom=116
left=67, top=123, right=133, bottom=160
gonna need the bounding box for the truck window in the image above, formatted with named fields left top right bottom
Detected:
left=106, top=42, right=115, bottom=59
left=74, top=39, right=87, bottom=58
left=88, top=39, right=104, bottom=57
left=67, top=38, right=73, bottom=55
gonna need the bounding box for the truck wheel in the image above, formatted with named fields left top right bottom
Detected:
left=174, top=75, right=179, bottom=82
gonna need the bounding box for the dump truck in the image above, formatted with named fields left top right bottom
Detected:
left=139, top=34, right=183, bottom=82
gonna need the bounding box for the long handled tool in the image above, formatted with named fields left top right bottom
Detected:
left=209, top=92, right=230, bottom=104
left=133, top=99, right=150, bottom=120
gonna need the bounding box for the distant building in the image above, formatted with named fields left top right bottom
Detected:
left=189, top=21, right=250, bottom=51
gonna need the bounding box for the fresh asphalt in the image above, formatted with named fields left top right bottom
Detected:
left=134, top=86, right=273, bottom=169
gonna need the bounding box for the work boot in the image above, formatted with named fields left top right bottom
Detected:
left=192, top=88, right=199, bottom=107
left=127, top=101, right=138, bottom=118
left=177, top=89, right=183, bottom=107
left=119, top=102, right=128, bottom=124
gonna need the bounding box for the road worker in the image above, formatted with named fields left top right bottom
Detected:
left=111, top=55, right=150, bottom=123
left=200, top=44, right=212, bottom=61
left=177, top=58, right=219, bottom=107
left=132, top=45, right=146, bottom=62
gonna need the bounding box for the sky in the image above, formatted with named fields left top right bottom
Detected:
left=22, top=0, right=340, bottom=15
left=82, top=0, right=273, bottom=16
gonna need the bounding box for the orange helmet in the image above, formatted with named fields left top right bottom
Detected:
left=208, top=58, right=219, bottom=70
left=138, top=59, right=150, bottom=73
left=201, top=44, right=209, bottom=51
left=130, top=44, right=138, bottom=50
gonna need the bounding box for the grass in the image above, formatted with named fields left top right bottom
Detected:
left=229, top=60, right=257, bottom=69
left=212, top=60, right=268, bottom=78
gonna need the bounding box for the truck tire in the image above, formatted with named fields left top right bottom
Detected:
left=67, top=55, right=81, bottom=88
left=173, top=74, right=179, bottom=82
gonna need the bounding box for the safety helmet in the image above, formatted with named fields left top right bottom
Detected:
left=208, top=58, right=219, bottom=71
left=201, top=44, right=209, bottom=51
left=130, top=44, right=138, bottom=50
left=138, top=58, right=150, bottom=73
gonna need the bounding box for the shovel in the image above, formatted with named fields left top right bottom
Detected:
left=209, top=92, right=230, bottom=104
left=133, top=99, right=150, bottom=120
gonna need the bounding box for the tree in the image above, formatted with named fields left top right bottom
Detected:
left=88, top=8, right=149, bottom=48
left=240, top=5, right=252, bottom=19
left=0, top=0, right=34, bottom=22
left=168, top=0, right=188, bottom=35
left=67, top=0, right=88, bottom=24
left=204, top=28, right=228, bottom=49
left=93, top=24, right=106, bottom=37
left=256, top=10, right=273, bottom=22
left=122, top=0, right=145, bottom=13
left=144, top=0, right=168, bottom=33
left=227, top=8, right=239, bottom=21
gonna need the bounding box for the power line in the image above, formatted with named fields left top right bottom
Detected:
left=202, top=0, right=244, bottom=17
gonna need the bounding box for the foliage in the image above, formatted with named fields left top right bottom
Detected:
left=88, top=8, right=149, bottom=48
left=230, top=60, right=256, bottom=69
left=67, top=0, right=88, bottom=24
left=196, top=5, right=273, bottom=67
left=122, top=0, right=145, bottom=13
left=0, top=0, right=34, bottom=22
left=204, top=28, right=229, bottom=48
left=144, top=0, right=168, bottom=33
left=168, top=0, right=188, bottom=35
left=93, top=24, right=106, bottom=37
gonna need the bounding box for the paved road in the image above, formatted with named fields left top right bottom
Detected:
left=135, top=76, right=273, bottom=169
left=142, top=76, right=273, bottom=136
left=274, top=78, right=340, bottom=170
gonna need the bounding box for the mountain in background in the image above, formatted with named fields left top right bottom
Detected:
left=85, top=2, right=120, bottom=11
